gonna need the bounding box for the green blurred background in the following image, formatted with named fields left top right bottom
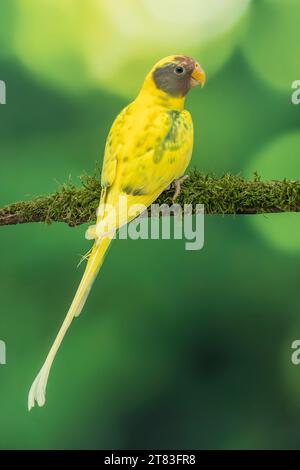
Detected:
left=1, top=0, right=300, bottom=450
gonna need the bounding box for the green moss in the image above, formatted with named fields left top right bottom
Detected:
left=0, top=169, right=300, bottom=227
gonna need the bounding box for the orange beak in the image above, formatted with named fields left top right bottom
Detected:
left=191, top=64, right=206, bottom=88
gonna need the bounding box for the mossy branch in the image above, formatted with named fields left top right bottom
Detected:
left=0, top=169, right=300, bottom=227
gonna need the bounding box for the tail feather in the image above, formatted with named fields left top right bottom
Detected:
left=28, top=236, right=112, bottom=410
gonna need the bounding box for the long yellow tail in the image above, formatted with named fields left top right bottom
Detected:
left=28, top=236, right=112, bottom=410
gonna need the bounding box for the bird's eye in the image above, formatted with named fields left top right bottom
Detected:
left=174, top=65, right=185, bottom=75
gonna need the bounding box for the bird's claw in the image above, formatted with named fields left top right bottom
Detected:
left=172, top=175, right=189, bottom=203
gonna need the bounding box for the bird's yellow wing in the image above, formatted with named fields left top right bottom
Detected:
left=100, top=105, right=132, bottom=189
left=121, top=109, right=193, bottom=197
left=102, top=105, right=193, bottom=200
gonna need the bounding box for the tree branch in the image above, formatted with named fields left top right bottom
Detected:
left=1, top=170, right=300, bottom=227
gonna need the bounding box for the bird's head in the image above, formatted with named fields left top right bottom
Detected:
left=148, top=55, right=206, bottom=98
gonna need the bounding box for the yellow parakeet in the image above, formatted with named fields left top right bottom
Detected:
left=28, top=55, right=206, bottom=410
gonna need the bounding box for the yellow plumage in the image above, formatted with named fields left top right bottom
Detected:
left=28, top=55, right=205, bottom=410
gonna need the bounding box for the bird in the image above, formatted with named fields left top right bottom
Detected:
left=28, top=55, right=206, bottom=410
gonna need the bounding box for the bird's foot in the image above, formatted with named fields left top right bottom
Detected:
left=172, top=175, right=189, bottom=203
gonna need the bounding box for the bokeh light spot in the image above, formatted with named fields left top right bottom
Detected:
left=242, top=0, right=300, bottom=92
left=13, top=0, right=251, bottom=97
